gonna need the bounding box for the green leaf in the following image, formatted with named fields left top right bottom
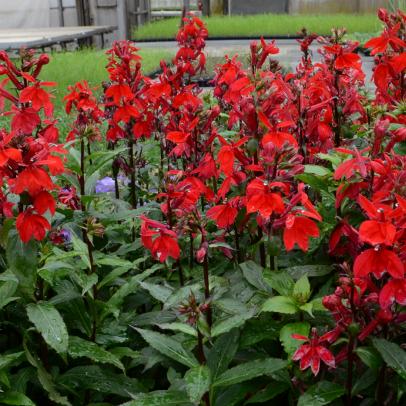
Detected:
left=239, top=261, right=271, bottom=292
left=24, top=341, right=71, bottom=406
left=279, top=322, right=311, bottom=355
left=26, top=302, right=69, bottom=355
left=261, top=296, right=298, bottom=314
left=68, top=336, right=124, bottom=371
left=287, top=265, right=332, bottom=279
left=304, top=165, right=332, bottom=176
left=6, top=232, right=37, bottom=299
left=352, top=369, right=378, bottom=396
left=263, top=270, right=294, bottom=296
left=0, top=391, right=35, bottom=406
left=103, top=267, right=159, bottom=319
left=354, top=347, right=382, bottom=371
left=0, top=352, right=24, bottom=370
left=373, top=338, right=406, bottom=380
left=316, top=152, right=342, bottom=167
left=213, top=358, right=287, bottom=387
left=0, top=271, right=19, bottom=310
left=70, top=233, right=91, bottom=270
left=245, top=381, right=289, bottom=404
left=211, top=311, right=254, bottom=338
left=184, top=365, right=211, bottom=404
left=299, top=302, right=314, bottom=317
left=292, top=275, right=311, bottom=303
left=134, top=328, right=198, bottom=368
left=157, top=323, right=197, bottom=337
left=207, top=330, right=239, bottom=382
left=298, top=381, right=345, bottom=406
left=59, top=365, right=144, bottom=397
left=120, top=391, right=192, bottom=406
left=139, top=281, right=173, bottom=302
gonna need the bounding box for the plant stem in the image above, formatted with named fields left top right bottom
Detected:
left=197, top=328, right=211, bottom=406
left=346, top=335, right=355, bottom=406
left=234, top=224, right=242, bottom=263
left=80, top=138, right=98, bottom=342
left=189, top=232, right=194, bottom=269
left=376, top=364, right=386, bottom=404
left=257, top=228, right=266, bottom=267
left=203, top=254, right=212, bottom=327
left=128, top=139, right=137, bottom=209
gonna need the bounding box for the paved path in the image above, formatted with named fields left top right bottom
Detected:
left=137, top=39, right=374, bottom=84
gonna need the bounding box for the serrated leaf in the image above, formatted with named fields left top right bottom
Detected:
left=373, top=338, right=406, bottom=380
left=263, top=270, right=294, bottom=295
left=184, top=365, right=211, bottom=404
left=240, top=261, right=271, bottom=292
left=261, top=296, right=298, bottom=314
left=298, top=381, right=345, bottom=406
left=134, top=328, right=198, bottom=368
left=26, top=302, right=68, bottom=355
left=211, top=311, right=254, bottom=338
left=139, top=281, right=173, bottom=302
left=120, top=390, right=192, bottom=406
left=280, top=322, right=311, bottom=355
left=207, top=330, right=239, bottom=381
left=293, top=275, right=311, bottom=303
left=7, top=232, right=37, bottom=299
left=299, top=302, right=314, bottom=317
left=213, top=358, right=287, bottom=387
left=68, top=336, right=124, bottom=371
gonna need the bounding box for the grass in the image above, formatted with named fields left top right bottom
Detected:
left=0, top=48, right=173, bottom=134
left=133, top=13, right=382, bottom=40
left=42, top=48, right=174, bottom=110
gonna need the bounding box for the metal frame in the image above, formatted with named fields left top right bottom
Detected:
left=0, top=26, right=115, bottom=51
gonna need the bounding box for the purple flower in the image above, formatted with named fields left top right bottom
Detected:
left=49, top=228, right=71, bottom=245
left=95, top=177, right=116, bottom=194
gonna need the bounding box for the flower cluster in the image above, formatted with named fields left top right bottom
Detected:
left=0, top=49, right=65, bottom=242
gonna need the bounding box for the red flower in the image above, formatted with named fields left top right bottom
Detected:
left=12, top=167, right=54, bottom=195
left=140, top=216, right=180, bottom=262
left=359, top=220, right=396, bottom=246
left=19, top=82, right=54, bottom=116
left=105, top=84, right=133, bottom=104
left=16, top=209, right=51, bottom=243
left=292, top=328, right=335, bottom=376
left=246, top=178, right=285, bottom=218
left=364, top=26, right=406, bottom=55
left=283, top=214, right=319, bottom=252
left=334, top=52, right=361, bottom=71
left=33, top=191, right=56, bottom=215
left=11, top=106, right=40, bottom=134
left=354, top=248, right=404, bottom=279
left=218, top=145, right=235, bottom=176
left=262, top=131, right=298, bottom=149
left=379, top=279, right=406, bottom=309
left=206, top=202, right=238, bottom=229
